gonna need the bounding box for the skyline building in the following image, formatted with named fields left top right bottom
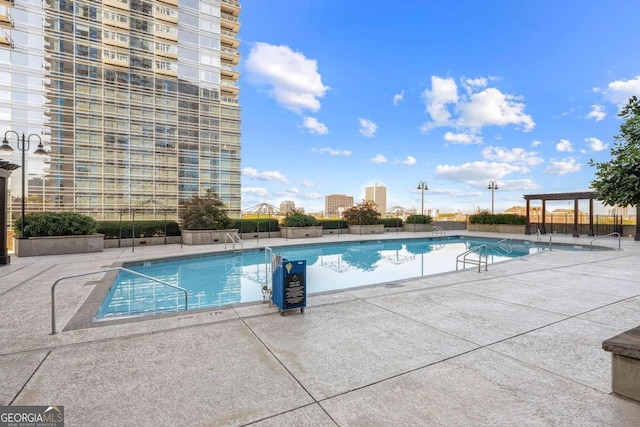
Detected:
left=279, top=200, right=295, bottom=214
left=0, top=0, right=241, bottom=221
left=365, top=184, right=386, bottom=216
left=324, top=194, right=353, bottom=217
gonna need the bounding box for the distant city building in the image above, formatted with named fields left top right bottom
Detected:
left=426, top=208, right=439, bottom=218
left=609, top=205, right=630, bottom=219
left=325, top=194, right=354, bottom=217
left=279, top=200, right=296, bottom=213
left=365, top=184, right=386, bottom=215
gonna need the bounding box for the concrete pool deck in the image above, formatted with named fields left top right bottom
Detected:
left=1, top=231, right=640, bottom=426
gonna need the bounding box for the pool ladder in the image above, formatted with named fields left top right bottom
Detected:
left=456, top=244, right=488, bottom=273
left=225, top=232, right=243, bottom=253
left=590, top=232, right=621, bottom=250
left=536, top=229, right=553, bottom=250
left=432, top=225, right=446, bottom=237
left=262, top=246, right=274, bottom=303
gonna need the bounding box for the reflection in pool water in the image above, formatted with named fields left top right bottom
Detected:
left=97, top=236, right=549, bottom=319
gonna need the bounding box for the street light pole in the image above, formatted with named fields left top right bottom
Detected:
left=416, top=181, right=428, bottom=215
left=487, top=180, right=499, bottom=214
left=1, top=131, right=47, bottom=237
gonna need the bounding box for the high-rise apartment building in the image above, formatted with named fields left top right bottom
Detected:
left=279, top=200, right=295, bottom=214
left=365, top=184, right=386, bottom=216
left=325, top=194, right=353, bottom=217
left=0, top=0, right=241, bottom=221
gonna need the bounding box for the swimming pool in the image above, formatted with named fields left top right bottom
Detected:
left=96, top=236, right=572, bottom=320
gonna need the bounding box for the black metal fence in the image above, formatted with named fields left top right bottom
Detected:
left=527, top=215, right=623, bottom=236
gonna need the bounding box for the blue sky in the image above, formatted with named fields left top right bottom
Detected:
left=238, top=1, right=640, bottom=214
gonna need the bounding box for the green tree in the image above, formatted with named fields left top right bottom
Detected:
left=179, top=189, right=232, bottom=230
left=281, top=209, right=318, bottom=227
left=342, top=200, right=381, bottom=225
left=590, top=96, right=640, bottom=239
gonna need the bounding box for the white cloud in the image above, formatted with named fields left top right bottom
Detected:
left=461, top=77, right=488, bottom=94
left=498, top=179, right=541, bottom=191
left=393, top=91, right=404, bottom=106
left=285, top=188, right=323, bottom=200
left=421, top=75, right=534, bottom=134
left=457, top=88, right=535, bottom=131
left=245, top=42, right=329, bottom=113
left=544, top=157, right=581, bottom=175
left=600, top=75, right=640, bottom=106
left=358, top=118, right=377, bottom=137
left=241, top=187, right=270, bottom=197
left=311, top=147, right=352, bottom=156
left=482, top=146, right=543, bottom=166
left=302, top=116, right=328, bottom=135
left=585, top=137, right=608, bottom=152
left=443, top=131, right=482, bottom=144
left=371, top=154, right=388, bottom=164
left=585, top=104, right=606, bottom=121
left=421, top=76, right=458, bottom=129
left=300, top=180, right=315, bottom=188
left=242, top=167, right=289, bottom=183
left=434, top=161, right=527, bottom=183
left=531, top=140, right=542, bottom=147
left=555, top=139, right=573, bottom=152
left=396, top=155, right=416, bottom=165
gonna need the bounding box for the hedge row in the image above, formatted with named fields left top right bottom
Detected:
left=380, top=218, right=404, bottom=227
left=14, top=212, right=97, bottom=238
left=468, top=213, right=527, bottom=225
left=97, top=221, right=181, bottom=238
left=231, top=219, right=280, bottom=233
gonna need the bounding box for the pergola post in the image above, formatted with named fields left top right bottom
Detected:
left=588, top=198, right=595, bottom=236
left=573, top=199, right=580, bottom=237
left=525, top=198, right=531, bottom=234
left=541, top=200, right=547, bottom=234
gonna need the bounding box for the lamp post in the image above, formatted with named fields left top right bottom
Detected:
left=487, top=180, right=499, bottom=214
left=1, top=131, right=47, bottom=237
left=416, top=181, right=428, bottom=215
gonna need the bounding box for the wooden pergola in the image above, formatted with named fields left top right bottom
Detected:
left=523, top=191, right=598, bottom=237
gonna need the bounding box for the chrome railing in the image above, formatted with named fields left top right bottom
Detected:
left=490, top=238, right=512, bottom=254
left=225, top=232, right=243, bottom=252
left=432, top=225, right=446, bottom=237
left=590, top=232, right=621, bottom=250
left=51, top=267, right=188, bottom=334
left=456, top=245, right=488, bottom=273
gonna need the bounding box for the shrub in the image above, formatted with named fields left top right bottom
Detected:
left=97, top=221, right=180, bottom=239
left=231, top=219, right=279, bottom=233
left=468, top=211, right=526, bottom=225
left=405, top=214, right=432, bottom=224
left=318, top=219, right=348, bottom=230
left=14, top=212, right=97, bottom=237
left=179, top=189, right=232, bottom=230
left=380, top=217, right=403, bottom=227
left=281, top=209, right=319, bottom=227
left=342, top=200, right=381, bottom=225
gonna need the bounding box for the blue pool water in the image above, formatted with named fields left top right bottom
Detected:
left=96, top=236, right=562, bottom=319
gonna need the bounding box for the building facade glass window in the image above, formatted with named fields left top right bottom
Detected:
left=0, top=0, right=241, bottom=221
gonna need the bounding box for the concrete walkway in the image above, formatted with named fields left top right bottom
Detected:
left=1, top=231, right=640, bottom=426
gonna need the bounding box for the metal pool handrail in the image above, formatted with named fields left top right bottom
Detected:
left=432, top=225, right=446, bottom=236
left=490, top=238, right=513, bottom=254
left=456, top=244, right=488, bottom=273
left=225, top=232, right=243, bottom=252
left=590, top=232, right=621, bottom=250
left=51, top=267, right=188, bottom=335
